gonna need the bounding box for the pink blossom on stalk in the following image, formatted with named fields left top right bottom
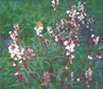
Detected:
left=15, top=72, right=24, bottom=82
left=43, top=72, right=51, bottom=82
left=41, top=72, right=51, bottom=87
left=26, top=48, right=36, bottom=59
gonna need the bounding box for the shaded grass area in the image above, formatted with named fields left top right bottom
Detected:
left=0, top=0, right=103, bottom=38
left=0, top=0, right=103, bottom=88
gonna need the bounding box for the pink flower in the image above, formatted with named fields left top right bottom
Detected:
left=26, top=48, right=33, bottom=55
left=43, top=72, right=51, bottom=82
left=26, top=48, right=36, bottom=59
left=15, top=73, right=24, bottom=82
left=41, top=72, right=51, bottom=87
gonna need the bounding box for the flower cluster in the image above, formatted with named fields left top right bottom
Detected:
left=9, top=30, right=18, bottom=43
left=77, top=2, right=86, bottom=23
left=7, top=0, right=101, bottom=87
left=91, top=34, right=100, bottom=46
left=88, top=53, right=93, bottom=60
left=34, top=21, right=44, bottom=38
left=41, top=72, right=51, bottom=87
left=52, top=0, right=59, bottom=11
left=47, top=26, right=53, bottom=34
left=8, top=24, right=26, bottom=82
left=77, top=77, right=82, bottom=82
left=55, top=35, right=59, bottom=42
left=8, top=44, right=25, bottom=64
left=15, top=72, right=24, bottom=82
left=85, top=68, right=93, bottom=80
left=67, top=5, right=76, bottom=22
left=26, top=48, right=36, bottom=59
left=64, top=39, right=75, bottom=59
left=14, top=24, right=20, bottom=31
left=61, top=18, right=67, bottom=28
left=8, top=24, right=25, bottom=66
left=66, top=1, right=86, bottom=27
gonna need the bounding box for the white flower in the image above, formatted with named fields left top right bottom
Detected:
left=71, top=55, right=75, bottom=59
left=55, top=38, right=58, bottom=42
left=78, top=2, right=84, bottom=12
left=19, top=60, right=22, bottom=64
left=14, top=24, right=19, bottom=30
left=13, top=63, right=16, bottom=67
left=65, top=45, right=70, bottom=50
left=66, top=52, right=70, bottom=56
left=14, top=58, right=18, bottom=61
left=64, top=41, right=68, bottom=46
left=76, top=12, right=79, bottom=15
left=8, top=43, right=25, bottom=60
left=91, top=34, right=94, bottom=38
left=70, top=44, right=75, bottom=49
left=65, top=65, right=69, bottom=70
left=55, top=36, right=59, bottom=42
left=47, top=26, right=53, bottom=34
left=15, top=72, right=19, bottom=76
left=88, top=55, right=93, bottom=60
left=66, top=10, right=70, bottom=14
left=11, top=53, right=15, bottom=58
left=70, top=48, right=74, bottom=53
left=77, top=78, right=80, bottom=81
left=52, top=0, right=59, bottom=11
left=85, top=68, right=93, bottom=79
left=34, top=25, right=43, bottom=37
left=91, top=34, right=100, bottom=45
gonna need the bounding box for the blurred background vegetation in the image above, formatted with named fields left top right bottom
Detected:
left=0, top=0, right=103, bottom=88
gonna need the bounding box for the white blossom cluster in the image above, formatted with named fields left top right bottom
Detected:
left=88, top=53, right=93, bottom=60
left=64, top=39, right=75, bottom=59
left=8, top=44, right=25, bottom=63
left=67, top=5, right=76, bottom=17
left=9, top=30, right=18, bottom=43
left=47, top=26, right=53, bottom=34
left=61, top=18, right=67, bottom=28
left=52, top=0, right=59, bottom=11
left=14, top=24, right=20, bottom=31
left=34, top=25, right=44, bottom=38
left=78, top=1, right=85, bottom=12
left=61, top=18, right=67, bottom=25
left=55, top=35, right=59, bottom=42
left=96, top=53, right=102, bottom=59
left=66, top=2, right=86, bottom=27
left=85, top=68, right=92, bottom=80
left=8, top=24, right=25, bottom=66
left=77, top=2, right=86, bottom=22
left=91, top=34, right=100, bottom=45
left=88, top=17, right=94, bottom=23
left=66, top=5, right=76, bottom=25
left=56, top=22, right=61, bottom=32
